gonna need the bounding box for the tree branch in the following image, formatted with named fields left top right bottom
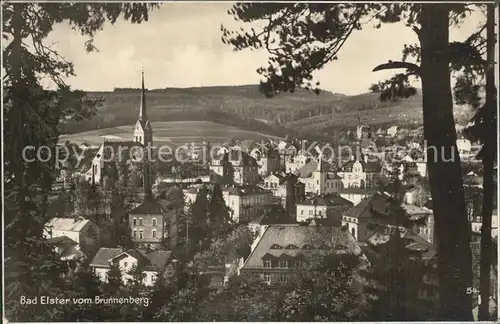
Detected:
left=372, top=61, right=421, bottom=76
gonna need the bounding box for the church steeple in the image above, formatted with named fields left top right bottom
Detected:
left=139, top=64, right=147, bottom=122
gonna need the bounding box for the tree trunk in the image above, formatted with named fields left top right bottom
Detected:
left=478, top=3, right=497, bottom=321
left=419, top=4, right=473, bottom=320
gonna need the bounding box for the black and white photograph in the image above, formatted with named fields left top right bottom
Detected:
left=2, top=1, right=499, bottom=322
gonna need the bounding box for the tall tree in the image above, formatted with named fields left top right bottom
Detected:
left=208, top=183, right=232, bottom=240
left=3, top=3, right=159, bottom=320
left=221, top=4, right=482, bottom=318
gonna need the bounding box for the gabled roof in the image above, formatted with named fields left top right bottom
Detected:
left=45, top=217, right=90, bottom=232
left=90, top=247, right=123, bottom=267
left=242, top=224, right=360, bottom=269
left=90, top=247, right=172, bottom=271
left=296, top=160, right=328, bottom=178
left=343, top=192, right=392, bottom=219
left=223, top=185, right=271, bottom=196
left=129, top=198, right=164, bottom=215
left=298, top=194, right=353, bottom=207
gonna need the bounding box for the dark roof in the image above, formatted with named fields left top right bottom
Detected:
left=343, top=192, right=392, bottom=219
left=90, top=247, right=123, bottom=267
left=222, top=185, right=271, bottom=196
left=299, top=194, right=353, bottom=207
left=46, top=235, right=78, bottom=246
left=242, top=225, right=361, bottom=269
left=296, top=160, right=328, bottom=178
left=249, top=207, right=296, bottom=225
left=129, top=198, right=164, bottom=215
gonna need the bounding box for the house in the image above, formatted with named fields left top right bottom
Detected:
left=285, top=151, right=310, bottom=174
left=296, top=159, right=343, bottom=195
left=403, top=204, right=435, bottom=244
left=340, top=188, right=378, bottom=205
left=456, top=138, right=472, bottom=154
left=222, top=185, right=275, bottom=223
left=90, top=247, right=172, bottom=286
left=471, top=210, right=499, bottom=238
left=337, top=155, right=382, bottom=189
left=296, top=194, right=353, bottom=224
left=129, top=198, right=177, bottom=250
left=253, top=147, right=282, bottom=176
left=248, top=206, right=296, bottom=241
left=356, top=125, right=370, bottom=140
left=240, top=224, right=362, bottom=285
left=210, top=150, right=260, bottom=185
left=47, top=236, right=86, bottom=262
left=387, top=126, right=398, bottom=137
left=341, top=192, right=396, bottom=242
left=44, top=216, right=100, bottom=256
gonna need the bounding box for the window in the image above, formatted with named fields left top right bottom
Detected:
left=280, top=273, right=288, bottom=283
left=296, top=260, right=303, bottom=268
left=351, top=227, right=356, bottom=238
left=133, top=230, right=137, bottom=239
left=124, top=262, right=128, bottom=268
left=317, top=180, right=319, bottom=185
left=285, top=244, right=298, bottom=250
left=318, top=210, right=322, bottom=216
left=152, top=218, right=157, bottom=226
left=151, top=274, right=157, bottom=284
left=264, top=260, right=272, bottom=268
left=263, top=272, right=271, bottom=284
left=152, top=229, right=157, bottom=239
left=139, top=230, right=144, bottom=239
left=133, top=218, right=137, bottom=226
left=270, top=244, right=283, bottom=250
left=105, top=273, right=108, bottom=282
left=279, top=260, right=288, bottom=268
left=301, top=210, right=304, bottom=215
left=139, top=218, right=143, bottom=226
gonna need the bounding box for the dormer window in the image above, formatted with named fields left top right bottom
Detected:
left=270, top=244, right=283, bottom=250
left=279, top=260, right=288, bottom=268
left=302, top=244, right=314, bottom=250
left=264, top=260, right=272, bottom=268
left=285, top=244, right=299, bottom=250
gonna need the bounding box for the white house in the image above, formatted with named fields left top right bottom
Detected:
left=222, top=185, right=275, bottom=223
left=337, top=155, right=382, bottom=189
left=296, top=159, right=342, bottom=195
left=296, top=194, right=353, bottom=223
left=456, top=138, right=472, bottom=154
left=286, top=151, right=309, bottom=174
left=387, top=126, right=398, bottom=137
left=90, top=248, right=172, bottom=287
left=44, top=217, right=100, bottom=249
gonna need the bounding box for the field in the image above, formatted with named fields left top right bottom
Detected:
left=59, top=120, right=279, bottom=147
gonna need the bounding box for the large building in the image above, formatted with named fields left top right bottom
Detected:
left=129, top=198, right=177, bottom=250
left=222, top=185, right=275, bottom=223
left=296, top=158, right=342, bottom=195
left=337, top=154, right=382, bottom=189
left=210, top=149, right=260, bottom=185
left=240, top=224, right=362, bottom=285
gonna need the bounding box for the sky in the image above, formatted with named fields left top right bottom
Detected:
left=46, top=3, right=486, bottom=95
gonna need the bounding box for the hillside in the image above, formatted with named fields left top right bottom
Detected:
left=61, top=84, right=474, bottom=138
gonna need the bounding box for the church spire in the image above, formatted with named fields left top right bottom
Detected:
left=139, top=64, right=147, bottom=122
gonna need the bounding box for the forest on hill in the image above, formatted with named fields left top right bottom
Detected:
left=61, top=85, right=472, bottom=139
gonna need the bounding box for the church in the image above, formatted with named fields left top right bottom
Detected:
left=85, top=68, right=154, bottom=190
